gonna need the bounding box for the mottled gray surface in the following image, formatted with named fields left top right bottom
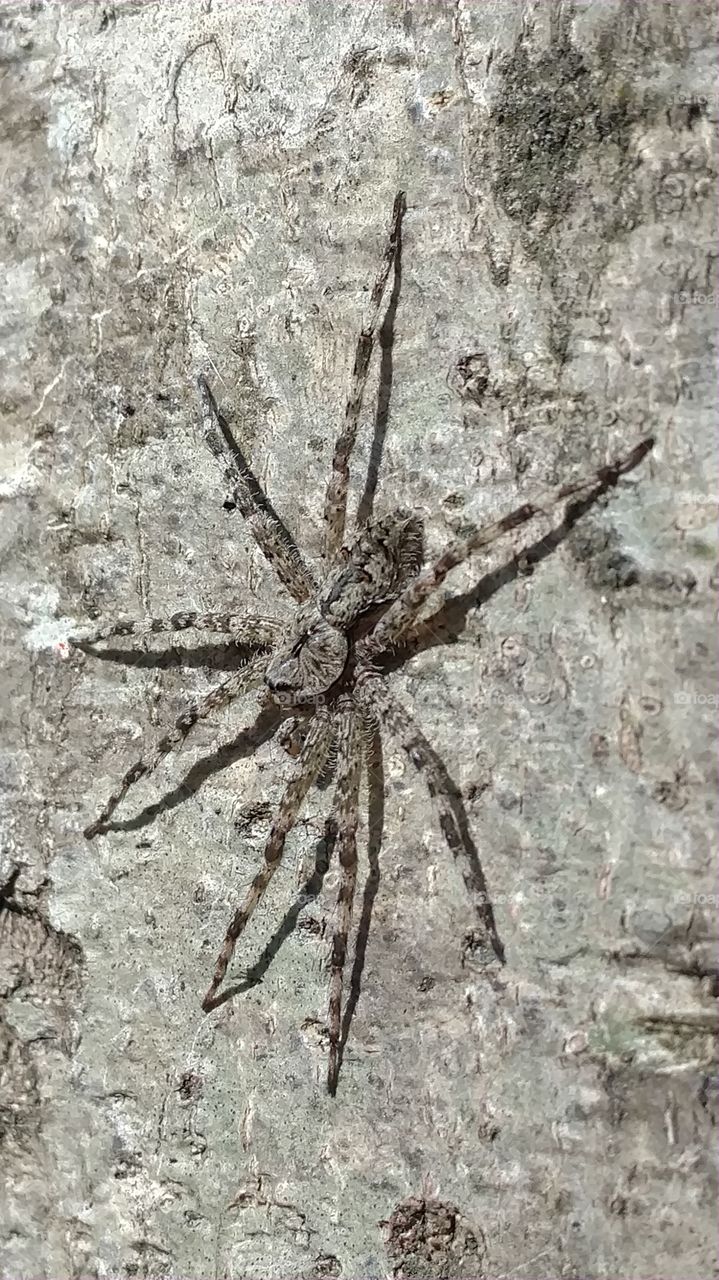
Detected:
left=1, top=2, right=716, bottom=1278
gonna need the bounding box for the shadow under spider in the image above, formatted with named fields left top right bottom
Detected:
left=329, top=720, right=385, bottom=1095
left=80, top=640, right=267, bottom=672
left=94, top=484, right=630, bottom=1091
left=356, top=200, right=403, bottom=527
left=380, top=487, right=624, bottom=669
left=248, top=201, right=400, bottom=1044
left=204, top=820, right=338, bottom=1007
left=81, top=187, right=642, bottom=1090
left=208, top=722, right=386, bottom=1097
left=97, top=702, right=285, bottom=836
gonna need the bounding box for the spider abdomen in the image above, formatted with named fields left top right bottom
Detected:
left=320, top=509, right=424, bottom=627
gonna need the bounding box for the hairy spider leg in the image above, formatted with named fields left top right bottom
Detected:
left=323, top=191, right=406, bottom=563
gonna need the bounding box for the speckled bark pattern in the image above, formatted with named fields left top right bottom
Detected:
left=1, top=2, right=715, bottom=1278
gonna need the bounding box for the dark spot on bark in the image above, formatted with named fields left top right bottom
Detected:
left=386, top=1196, right=486, bottom=1279
left=448, top=351, right=490, bottom=406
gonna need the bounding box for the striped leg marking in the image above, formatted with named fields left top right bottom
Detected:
left=202, top=706, right=334, bottom=1010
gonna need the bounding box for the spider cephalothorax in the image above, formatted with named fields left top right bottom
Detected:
left=70, top=193, right=653, bottom=1093
left=264, top=604, right=349, bottom=700
left=264, top=509, right=424, bottom=702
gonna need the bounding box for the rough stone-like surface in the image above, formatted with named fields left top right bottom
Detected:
left=1, top=2, right=716, bottom=1278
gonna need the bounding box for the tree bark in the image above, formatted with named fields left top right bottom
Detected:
left=1, top=2, right=715, bottom=1277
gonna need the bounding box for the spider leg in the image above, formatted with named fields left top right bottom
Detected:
left=356, top=672, right=504, bottom=963
left=197, top=375, right=316, bottom=603
left=202, top=705, right=333, bottom=1010
left=69, top=612, right=282, bottom=647
left=327, top=701, right=361, bottom=1093
left=361, top=436, right=654, bottom=658
left=84, top=653, right=270, bottom=838
left=332, top=707, right=384, bottom=1090
left=322, top=192, right=405, bottom=564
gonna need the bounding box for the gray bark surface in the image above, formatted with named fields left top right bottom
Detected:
left=1, top=2, right=716, bottom=1278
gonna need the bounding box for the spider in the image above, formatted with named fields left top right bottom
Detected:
left=71, top=193, right=653, bottom=1093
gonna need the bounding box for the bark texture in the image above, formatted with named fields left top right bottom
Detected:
left=1, top=2, right=716, bottom=1278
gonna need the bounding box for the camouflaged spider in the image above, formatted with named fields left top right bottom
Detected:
left=72, top=193, right=653, bottom=1092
